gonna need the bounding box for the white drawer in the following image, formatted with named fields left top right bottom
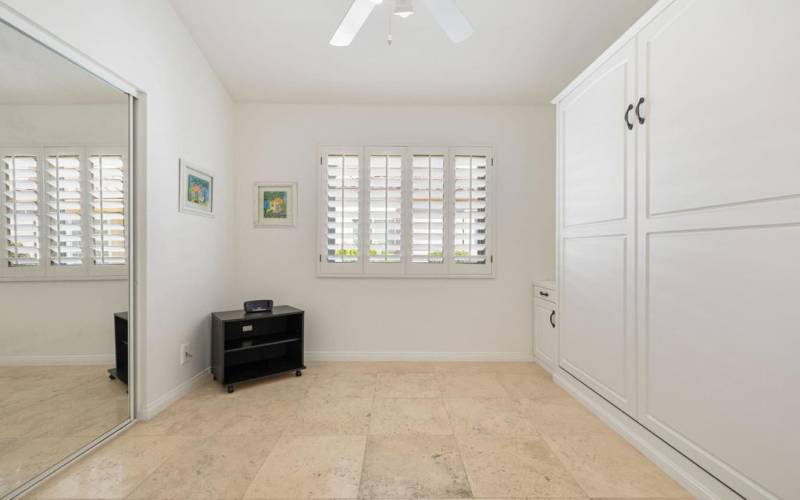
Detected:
left=534, top=286, right=557, bottom=303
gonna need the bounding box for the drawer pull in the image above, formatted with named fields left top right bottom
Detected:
left=549, top=311, right=556, bottom=328
left=242, top=324, right=253, bottom=333
left=636, top=97, right=646, bottom=124
left=625, top=103, right=634, bottom=130
left=539, top=291, right=549, bottom=297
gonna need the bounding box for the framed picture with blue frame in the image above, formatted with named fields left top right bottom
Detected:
left=179, top=159, right=214, bottom=217
left=254, top=182, right=297, bottom=227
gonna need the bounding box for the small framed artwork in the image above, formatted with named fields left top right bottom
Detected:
left=179, top=159, right=214, bottom=217
left=254, top=182, right=297, bottom=227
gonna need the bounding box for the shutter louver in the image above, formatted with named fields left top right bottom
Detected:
left=90, top=155, right=126, bottom=265
left=326, top=154, right=360, bottom=263
left=453, top=154, right=488, bottom=265
left=46, top=155, right=82, bottom=266
left=369, top=154, right=402, bottom=263
left=412, top=154, right=445, bottom=263
left=3, top=155, right=41, bottom=267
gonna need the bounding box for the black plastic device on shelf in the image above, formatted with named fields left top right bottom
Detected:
left=243, top=299, right=273, bottom=314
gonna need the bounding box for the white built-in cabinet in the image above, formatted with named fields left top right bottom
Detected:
left=533, top=283, right=558, bottom=372
left=553, top=1, right=800, bottom=499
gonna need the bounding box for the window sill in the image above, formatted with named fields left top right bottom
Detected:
left=0, top=275, right=127, bottom=283
left=316, top=272, right=495, bottom=280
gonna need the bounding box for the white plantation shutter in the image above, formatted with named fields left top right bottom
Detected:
left=321, top=148, right=362, bottom=273
left=366, top=148, right=404, bottom=273
left=451, top=148, right=491, bottom=275
left=3, top=154, right=41, bottom=269
left=46, top=153, right=83, bottom=266
left=90, top=153, right=126, bottom=266
left=411, top=152, right=446, bottom=264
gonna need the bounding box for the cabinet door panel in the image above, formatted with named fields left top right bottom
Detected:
left=643, top=0, right=800, bottom=216
left=533, top=299, right=557, bottom=370
left=560, top=235, right=634, bottom=412
left=562, top=43, right=634, bottom=227
left=643, top=226, right=800, bottom=500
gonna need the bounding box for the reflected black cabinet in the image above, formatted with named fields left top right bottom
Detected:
left=211, top=306, right=304, bottom=393
left=109, top=312, right=128, bottom=384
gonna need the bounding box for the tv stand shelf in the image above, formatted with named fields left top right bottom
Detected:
left=211, top=306, right=304, bottom=393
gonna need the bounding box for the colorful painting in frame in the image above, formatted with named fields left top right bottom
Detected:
left=179, top=159, right=214, bottom=217
left=254, top=182, right=296, bottom=227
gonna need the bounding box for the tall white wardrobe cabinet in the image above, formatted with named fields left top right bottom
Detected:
left=552, top=1, right=799, bottom=499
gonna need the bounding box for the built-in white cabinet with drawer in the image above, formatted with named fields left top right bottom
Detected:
left=553, top=1, right=800, bottom=499
left=532, top=282, right=557, bottom=372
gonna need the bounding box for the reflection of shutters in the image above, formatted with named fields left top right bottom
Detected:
left=326, top=153, right=360, bottom=263
left=3, top=155, right=40, bottom=267
left=90, top=155, right=126, bottom=265
left=412, top=154, right=445, bottom=263
left=369, top=154, right=402, bottom=263
left=453, top=154, right=488, bottom=265
left=47, top=154, right=82, bottom=266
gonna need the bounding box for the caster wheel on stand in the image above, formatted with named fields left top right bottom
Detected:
left=295, top=370, right=302, bottom=377
left=227, top=385, right=235, bottom=394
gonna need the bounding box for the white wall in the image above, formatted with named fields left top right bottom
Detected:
left=233, top=104, right=555, bottom=359
left=1, top=0, right=236, bottom=414
left=0, top=103, right=129, bottom=363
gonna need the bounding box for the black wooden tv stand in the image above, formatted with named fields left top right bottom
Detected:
left=211, top=306, right=304, bottom=393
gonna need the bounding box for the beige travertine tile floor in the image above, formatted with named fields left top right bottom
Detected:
left=26, top=362, right=694, bottom=499
left=0, top=365, right=129, bottom=495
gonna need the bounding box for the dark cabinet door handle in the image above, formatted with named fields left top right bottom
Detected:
left=636, top=97, right=646, bottom=124
left=539, top=291, right=549, bottom=297
left=625, top=104, right=634, bottom=130
left=549, top=311, right=556, bottom=328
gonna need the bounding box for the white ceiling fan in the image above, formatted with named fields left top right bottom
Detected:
left=330, top=0, right=474, bottom=47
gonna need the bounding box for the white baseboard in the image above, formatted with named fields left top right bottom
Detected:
left=553, top=370, right=740, bottom=500
left=139, top=367, right=210, bottom=421
left=0, top=354, right=114, bottom=366
left=304, top=351, right=534, bottom=362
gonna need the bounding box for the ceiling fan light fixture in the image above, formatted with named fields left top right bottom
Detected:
left=394, top=0, right=414, bottom=18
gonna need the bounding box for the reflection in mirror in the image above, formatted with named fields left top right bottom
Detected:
left=0, top=20, right=131, bottom=496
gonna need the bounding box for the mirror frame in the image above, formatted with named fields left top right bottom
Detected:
left=0, top=4, right=141, bottom=498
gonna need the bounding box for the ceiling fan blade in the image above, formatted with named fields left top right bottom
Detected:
left=330, top=0, right=379, bottom=47
left=421, top=0, right=474, bottom=43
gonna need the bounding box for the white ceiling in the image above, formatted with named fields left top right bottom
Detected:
left=170, top=0, right=655, bottom=104
left=0, top=22, right=126, bottom=105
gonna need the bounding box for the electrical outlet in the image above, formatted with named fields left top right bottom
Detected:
left=180, top=343, right=191, bottom=365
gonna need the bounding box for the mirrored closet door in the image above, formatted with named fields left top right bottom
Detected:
left=0, top=19, right=134, bottom=497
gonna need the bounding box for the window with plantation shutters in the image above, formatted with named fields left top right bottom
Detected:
left=318, top=146, right=492, bottom=277
left=324, top=151, right=360, bottom=269
left=90, top=154, right=126, bottom=266
left=46, top=153, right=83, bottom=266
left=3, top=154, right=41, bottom=268
left=368, top=150, right=403, bottom=267
left=0, top=146, right=128, bottom=280
left=453, top=153, right=488, bottom=266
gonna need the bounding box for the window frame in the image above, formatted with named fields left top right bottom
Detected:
left=87, top=146, right=129, bottom=278
left=317, top=145, right=495, bottom=279
left=1, top=147, right=46, bottom=279
left=364, top=146, right=406, bottom=276
left=43, top=146, right=89, bottom=279
left=0, top=145, right=128, bottom=282
left=318, top=146, right=365, bottom=276
left=448, top=146, right=494, bottom=276
left=406, top=146, right=450, bottom=276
